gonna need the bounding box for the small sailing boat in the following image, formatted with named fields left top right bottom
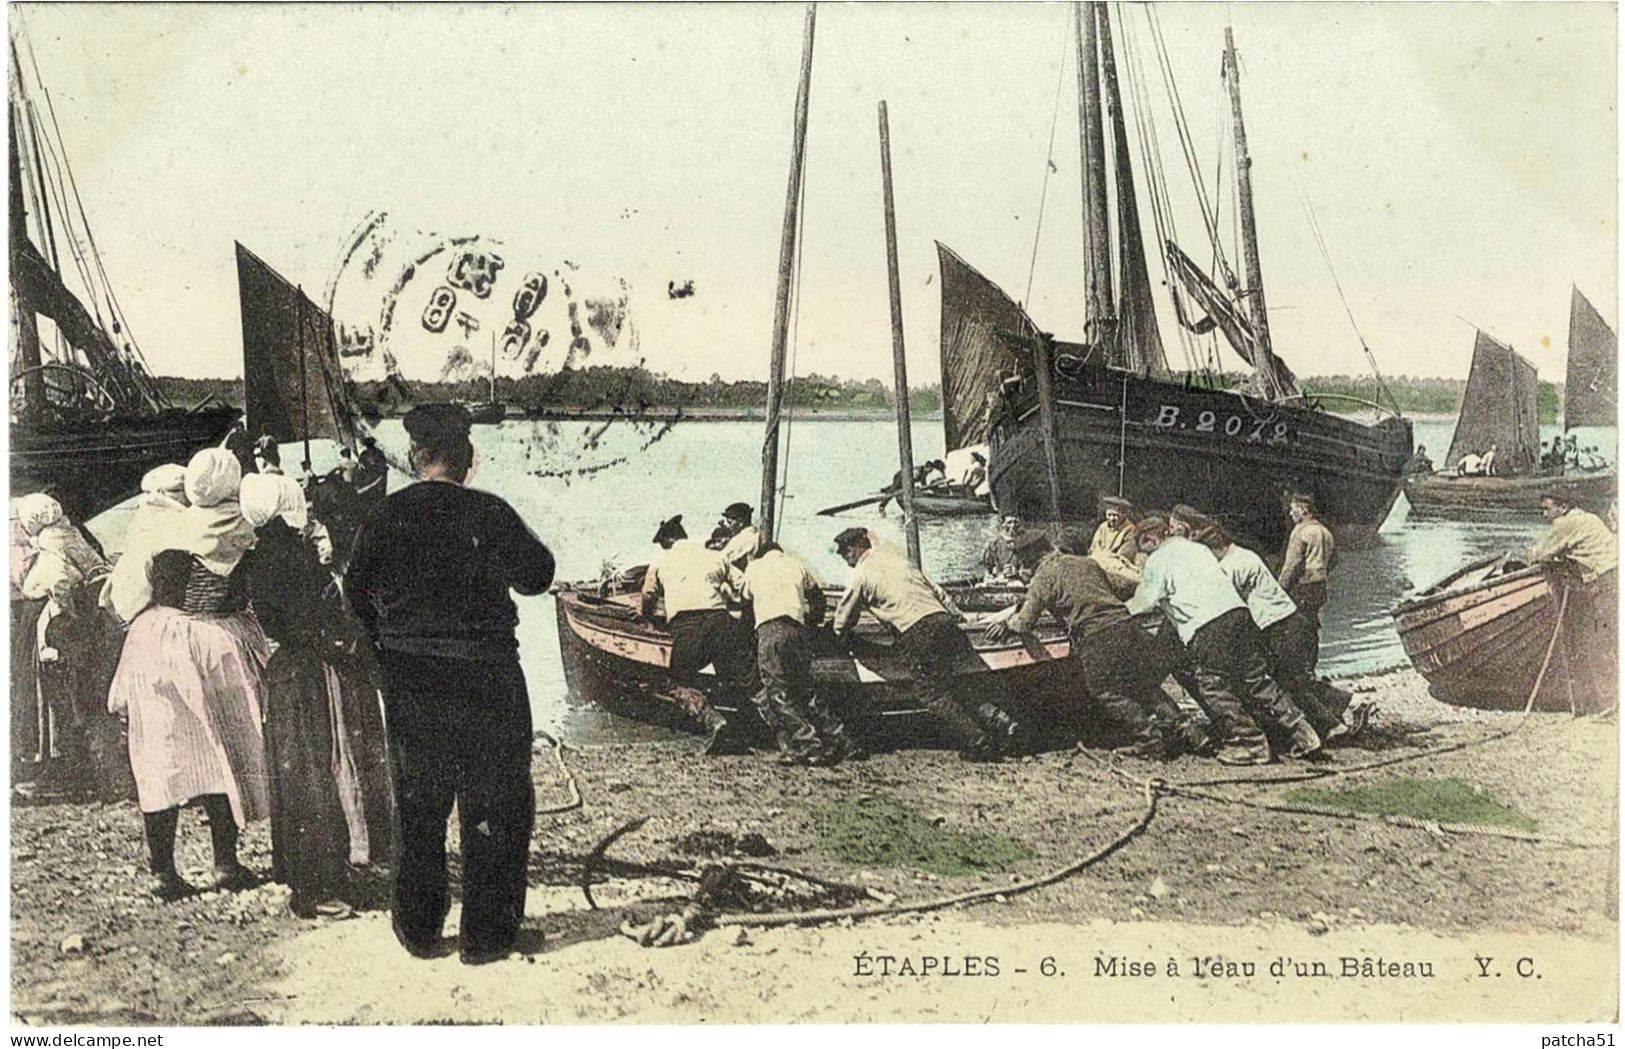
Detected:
left=942, top=8, right=1413, bottom=552
left=9, top=26, right=236, bottom=520
left=1403, top=296, right=1617, bottom=519
left=553, top=7, right=1082, bottom=747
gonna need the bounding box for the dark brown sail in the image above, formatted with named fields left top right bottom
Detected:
left=936, top=242, right=1029, bottom=451
left=1565, top=286, right=1616, bottom=429
left=1444, top=331, right=1539, bottom=476
left=236, top=242, right=356, bottom=447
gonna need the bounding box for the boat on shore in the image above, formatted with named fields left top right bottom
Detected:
left=1405, top=306, right=1617, bottom=520
left=1392, top=554, right=1613, bottom=712
left=944, top=8, right=1412, bottom=552
left=9, top=26, right=235, bottom=519
left=555, top=576, right=1089, bottom=748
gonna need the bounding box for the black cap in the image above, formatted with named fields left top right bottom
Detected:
left=722, top=502, right=753, bottom=525
left=1055, top=525, right=1092, bottom=555
left=402, top=403, right=473, bottom=447
left=654, top=514, right=686, bottom=545
left=1100, top=495, right=1135, bottom=512
left=833, top=527, right=870, bottom=552
left=362, top=436, right=378, bottom=448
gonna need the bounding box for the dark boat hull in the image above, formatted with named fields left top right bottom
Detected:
left=467, top=402, right=507, bottom=425
left=10, top=407, right=241, bottom=520
left=1393, top=558, right=1614, bottom=712
left=911, top=489, right=994, bottom=517
left=988, top=370, right=1412, bottom=551
left=1404, top=471, right=1616, bottom=520
left=553, top=583, right=1100, bottom=749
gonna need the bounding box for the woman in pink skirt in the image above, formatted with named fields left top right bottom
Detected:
left=107, top=448, right=270, bottom=900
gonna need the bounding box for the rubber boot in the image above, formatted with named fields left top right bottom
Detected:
left=143, top=807, right=189, bottom=900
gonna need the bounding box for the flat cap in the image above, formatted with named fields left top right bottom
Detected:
left=402, top=402, right=473, bottom=446
left=653, top=514, right=686, bottom=545
left=1100, top=495, right=1135, bottom=512
left=722, top=502, right=754, bottom=524
left=833, top=526, right=871, bottom=551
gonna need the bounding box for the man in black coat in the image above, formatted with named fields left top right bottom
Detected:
left=345, top=403, right=555, bottom=965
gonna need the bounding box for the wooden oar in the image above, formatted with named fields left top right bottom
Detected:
left=816, top=493, right=891, bottom=516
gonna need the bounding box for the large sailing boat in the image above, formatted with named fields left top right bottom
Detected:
left=939, top=7, right=1413, bottom=552
left=1404, top=294, right=1616, bottom=519
left=8, top=26, right=237, bottom=521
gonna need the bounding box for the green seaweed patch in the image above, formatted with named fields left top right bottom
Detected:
left=1282, top=777, right=1537, bottom=831
left=811, top=793, right=1033, bottom=876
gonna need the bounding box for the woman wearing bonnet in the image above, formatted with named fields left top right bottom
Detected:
left=106, top=447, right=271, bottom=900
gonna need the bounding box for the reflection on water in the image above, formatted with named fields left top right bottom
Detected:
left=84, top=413, right=1612, bottom=742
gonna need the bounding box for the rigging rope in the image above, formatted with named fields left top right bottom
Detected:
left=1296, top=174, right=1400, bottom=415
left=1023, top=13, right=1073, bottom=309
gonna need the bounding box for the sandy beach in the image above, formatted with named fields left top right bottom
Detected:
left=9, top=668, right=1617, bottom=1025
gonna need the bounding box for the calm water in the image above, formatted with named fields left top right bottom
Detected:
left=87, top=415, right=1615, bottom=743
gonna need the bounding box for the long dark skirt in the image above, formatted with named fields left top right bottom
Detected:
left=265, top=644, right=394, bottom=916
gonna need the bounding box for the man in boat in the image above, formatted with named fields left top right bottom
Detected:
left=1171, top=505, right=1374, bottom=742
left=640, top=514, right=755, bottom=753
left=1133, top=514, right=1321, bottom=764
left=985, top=526, right=1204, bottom=760
left=739, top=541, right=859, bottom=766
left=713, top=502, right=763, bottom=567
left=344, top=403, right=555, bottom=965
left=1090, top=496, right=1139, bottom=561
left=1530, top=493, right=1619, bottom=713
left=1278, top=493, right=1335, bottom=645
left=1541, top=436, right=1568, bottom=474
left=1404, top=444, right=1435, bottom=476
left=962, top=452, right=988, bottom=493
left=980, top=515, right=1024, bottom=583
left=830, top=527, right=1019, bottom=762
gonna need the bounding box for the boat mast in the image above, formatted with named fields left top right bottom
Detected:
left=296, top=285, right=311, bottom=466
left=489, top=330, right=497, bottom=404
left=1096, top=2, right=1163, bottom=375
left=8, top=101, right=44, bottom=418
left=878, top=101, right=922, bottom=568
left=1073, top=1, right=1114, bottom=348
left=1222, top=25, right=1280, bottom=398
left=759, top=3, right=816, bottom=544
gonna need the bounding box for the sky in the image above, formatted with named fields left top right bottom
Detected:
left=12, top=2, right=1619, bottom=386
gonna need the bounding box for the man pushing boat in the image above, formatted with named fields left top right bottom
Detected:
left=830, top=527, right=1020, bottom=762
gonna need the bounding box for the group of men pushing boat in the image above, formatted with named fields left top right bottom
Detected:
left=635, top=490, right=1384, bottom=768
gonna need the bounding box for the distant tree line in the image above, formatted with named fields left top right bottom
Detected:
left=151, top=369, right=1560, bottom=422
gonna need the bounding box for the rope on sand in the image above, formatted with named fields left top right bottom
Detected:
left=713, top=777, right=1160, bottom=929
left=532, top=729, right=584, bottom=817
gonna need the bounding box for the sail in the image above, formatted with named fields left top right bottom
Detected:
left=237, top=242, right=356, bottom=447
left=937, top=243, right=1034, bottom=450
left=1565, top=286, right=1616, bottom=428
left=1166, top=241, right=1299, bottom=397
left=1097, top=2, right=1167, bottom=377
left=1446, top=331, right=1539, bottom=475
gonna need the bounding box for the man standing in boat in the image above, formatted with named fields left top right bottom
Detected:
left=1133, top=514, right=1321, bottom=764
left=739, top=541, right=858, bottom=766
left=980, top=515, right=1024, bottom=583
left=640, top=515, right=755, bottom=753
left=713, top=502, right=763, bottom=568
left=344, top=403, right=555, bottom=965
left=986, top=526, right=1202, bottom=760
left=1278, top=493, right=1335, bottom=649
left=1530, top=493, right=1618, bottom=712
left=830, top=527, right=1019, bottom=762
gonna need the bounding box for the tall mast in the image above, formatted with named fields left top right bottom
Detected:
left=759, top=4, right=816, bottom=544
left=1223, top=25, right=1279, bottom=396
left=1073, top=1, right=1113, bottom=347
left=878, top=102, right=921, bottom=568
left=8, top=102, right=44, bottom=418
left=1096, top=2, right=1163, bottom=375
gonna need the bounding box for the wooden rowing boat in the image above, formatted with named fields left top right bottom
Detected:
left=1392, top=554, right=1614, bottom=712
left=1403, top=470, right=1616, bottom=520
left=553, top=578, right=1095, bottom=748
left=909, top=486, right=994, bottom=516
